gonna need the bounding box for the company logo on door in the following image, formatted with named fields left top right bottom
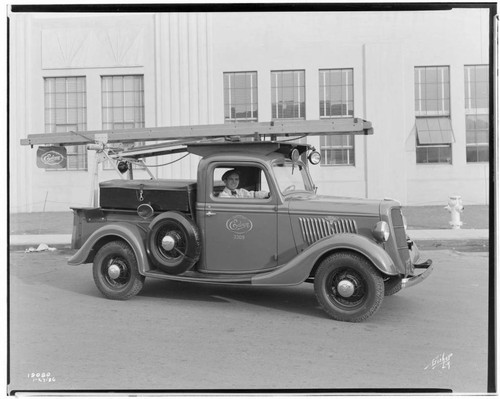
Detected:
left=226, top=215, right=253, bottom=235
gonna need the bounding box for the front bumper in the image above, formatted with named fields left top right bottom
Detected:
left=402, top=239, right=433, bottom=289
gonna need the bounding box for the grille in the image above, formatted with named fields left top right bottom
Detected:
left=391, top=207, right=404, bottom=226
left=299, top=217, right=358, bottom=246
left=390, top=208, right=411, bottom=271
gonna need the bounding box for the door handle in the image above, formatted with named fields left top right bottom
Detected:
left=206, top=211, right=217, bottom=216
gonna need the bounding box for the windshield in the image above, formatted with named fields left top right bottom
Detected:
left=272, top=160, right=315, bottom=195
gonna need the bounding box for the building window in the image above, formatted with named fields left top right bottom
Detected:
left=102, top=75, right=145, bottom=169
left=414, top=66, right=453, bottom=164
left=44, top=77, right=87, bottom=170
left=271, top=70, right=305, bottom=119
left=320, top=135, right=355, bottom=166
left=319, top=69, right=354, bottom=118
left=465, top=65, right=489, bottom=163
left=102, top=75, right=144, bottom=130
left=319, top=68, right=354, bottom=166
left=224, top=72, right=258, bottom=122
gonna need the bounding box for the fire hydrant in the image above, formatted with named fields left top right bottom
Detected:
left=445, top=195, right=464, bottom=229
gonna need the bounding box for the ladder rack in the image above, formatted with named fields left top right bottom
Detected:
left=20, top=118, right=373, bottom=147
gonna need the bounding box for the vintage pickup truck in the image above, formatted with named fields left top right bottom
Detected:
left=22, top=119, right=433, bottom=322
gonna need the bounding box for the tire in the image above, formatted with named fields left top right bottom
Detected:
left=147, top=211, right=201, bottom=275
left=384, top=276, right=403, bottom=296
left=314, top=251, right=384, bottom=322
left=93, top=240, right=145, bottom=300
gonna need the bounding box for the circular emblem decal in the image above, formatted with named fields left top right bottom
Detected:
left=226, top=215, right=253, bottom=235
left=41, top=151, right=65, bottom=166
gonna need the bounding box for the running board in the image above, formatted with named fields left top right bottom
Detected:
left=143, top=270, right=255, bottom=284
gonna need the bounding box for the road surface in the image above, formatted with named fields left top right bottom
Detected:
left=8, top=248, right=490, bottom=393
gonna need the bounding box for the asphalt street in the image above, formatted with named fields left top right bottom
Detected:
left=8, top=248, right=490, bottom=393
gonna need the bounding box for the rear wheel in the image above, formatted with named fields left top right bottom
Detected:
left=93, top=240, right=145, bottom=300
left=314, top=252, right=384, bottom=322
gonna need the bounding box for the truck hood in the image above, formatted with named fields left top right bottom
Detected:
left=286, top=194, right=398, bottom=216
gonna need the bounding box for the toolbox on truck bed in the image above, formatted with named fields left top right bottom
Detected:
left=99, top=179, right=197, bottom=212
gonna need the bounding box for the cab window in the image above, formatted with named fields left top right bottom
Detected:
left=212, top=165, right=271, bottom=199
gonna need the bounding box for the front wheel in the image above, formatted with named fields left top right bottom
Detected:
left=384, top=276, right=403, bottom=296
left=93, top=241, right=145, bottom=300
left=314, top=252, right=384, bottom=322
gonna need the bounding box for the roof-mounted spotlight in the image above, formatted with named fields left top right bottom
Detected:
left=308, top=150, right=321, bottom=165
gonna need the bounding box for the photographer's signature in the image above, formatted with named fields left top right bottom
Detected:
left=424, top=352, right=453, bottom=370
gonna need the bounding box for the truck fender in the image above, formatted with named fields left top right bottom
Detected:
left=68, top=223, right=149, bottom=274
left=252, top=233, right=397, bottom=286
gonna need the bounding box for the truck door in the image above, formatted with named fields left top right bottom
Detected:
left=200, top=164, right=278, bottom=273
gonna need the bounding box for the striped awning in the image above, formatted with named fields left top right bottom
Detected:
left=415, top=117, right=455, bottom=145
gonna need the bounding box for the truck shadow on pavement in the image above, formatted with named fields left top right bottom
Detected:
left=136, top=279, right=421, bottom=323
left=11, top=251, right=323, bottom=319
left=138, top=278, right=327, bottom=319
left=10, top=251, right=425, bottom=323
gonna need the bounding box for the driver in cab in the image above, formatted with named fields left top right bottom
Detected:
left=219, top=169, right=269, bottom=199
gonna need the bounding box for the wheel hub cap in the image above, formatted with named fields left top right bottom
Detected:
left=161, top=235, right=176, bottom=251
left=107, top=264, right=122, bottom=280
left=337, top=279, right=355, bottom=298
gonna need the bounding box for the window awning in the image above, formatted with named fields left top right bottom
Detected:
left=415, top=117, right=455, bottom=145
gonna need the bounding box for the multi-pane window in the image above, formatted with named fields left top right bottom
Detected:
left=102, top=75, right=145, bottom=169
left=102, top=75, right=144, bottom=130
left=465, top=65, right=489, bottom=163
left=319, top=68, right=354, bottom=166
left=414, top=66, right=453, bottom=164
left=44, top=77, right=87, bottom=170
left=320, top=135, right=355, bottom=166
left=271, top=70, right=305, bottom=119
left=319, top=69, right=354, bottom=118
left=224, top=72, right=258, bottom=122
left=415, top=66, right=450, bottom=116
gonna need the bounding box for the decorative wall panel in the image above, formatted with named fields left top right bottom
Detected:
left=42, top=26, right=145, bottom=69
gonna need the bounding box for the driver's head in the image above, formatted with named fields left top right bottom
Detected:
left=222, top=170, right=240, bottom=190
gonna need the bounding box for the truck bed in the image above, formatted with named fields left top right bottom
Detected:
left=99, top=179, right=197, bottom=213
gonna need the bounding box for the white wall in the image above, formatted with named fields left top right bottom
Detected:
left=11, top=13, right=158, bottom=211
left=9, top=9, right=491, bottom=212
left=208, top=10, right=490, bottom=205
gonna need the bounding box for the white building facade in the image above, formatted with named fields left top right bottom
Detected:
left=9, top=9, right=492, bottom=213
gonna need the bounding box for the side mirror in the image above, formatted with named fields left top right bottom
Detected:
left=290, top=148, right=300, bottom=163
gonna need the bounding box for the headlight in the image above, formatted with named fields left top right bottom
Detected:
left=373, top=221, right=390, bottom=242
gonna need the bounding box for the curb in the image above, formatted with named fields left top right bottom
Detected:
left=9, top=234, right=72, bottom=252
left=413, top=239, right=489, bottom=252
left=9, top=244, right=73, bottom=253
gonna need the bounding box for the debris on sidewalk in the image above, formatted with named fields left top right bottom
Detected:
left=25, top=243, right=57, bottom=253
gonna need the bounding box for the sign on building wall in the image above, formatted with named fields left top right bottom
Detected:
left=36, top=146, right=67, bottom=169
